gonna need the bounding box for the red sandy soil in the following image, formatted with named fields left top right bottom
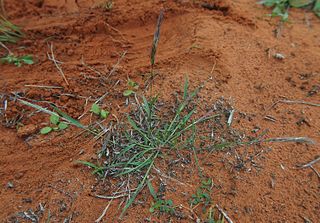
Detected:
left=0, top=0, right=319, bottom=222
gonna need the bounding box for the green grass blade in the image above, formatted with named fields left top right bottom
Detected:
left=147, top=180, right=157, bottom=200
left=51, top=104, right=87, bottom=129
left=17, top=99, right=59, bottom=117
left=120, top=151, right=159, bottom=219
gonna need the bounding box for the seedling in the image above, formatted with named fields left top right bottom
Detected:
left=123, top=79, right=139, bottom=96
left=259, top=0, right=320, bottom=21
left=0, top=54, right=33, bottom=67
left=148, top=181, right=175, bottom=215
left=90, top=103, right=110, bottom=119
left=17, top=98, right=97, bottom=135
left=150, top=199, right=175, bottom=215
left=40, top=114, right=69, bottom=135
left=190, top=178, right=213, bottom=212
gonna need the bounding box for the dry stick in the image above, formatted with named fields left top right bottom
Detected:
left=0, top=41, right=12, bottom=54
left=24, top=84, right=63, bottom=89
left=298, top=157, right=320, bottom=179
left=105, top=51, right=127, bottom=80
left=179, top=204, right=199, bottom=220
left=95, top=182, right=127, bottom=222
left=153, top=167, right=192, bottom=188
left=94, top=193, right=128, bottom=200
left=105, top=23, right=129, bottom=44
left=95, top=199, right=113, bottom=223
left=216, top=204, right=234, bottom=223
left=47, top=43, right=69, bottom=86
left=266, top=137, right=315, bottom=144
left=270, top=99, right=320, bottom=110
left=299, top=157, right=320, bottom=168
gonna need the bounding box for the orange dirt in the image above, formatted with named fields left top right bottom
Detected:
left=0, top=0, right=319, bottom=222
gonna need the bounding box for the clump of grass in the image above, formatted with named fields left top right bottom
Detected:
left=0, top=16, right=23, bottom=43
left=259, top=0, right=320, bottom=21
left=91, top=78, right=218, bottom=218
left=0, top=17, right=34, bottom=67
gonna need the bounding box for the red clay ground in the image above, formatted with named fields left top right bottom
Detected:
left=0, top=0, right=319, bottom=222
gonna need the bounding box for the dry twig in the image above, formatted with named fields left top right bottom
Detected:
left=297, top=157, right=320, bottom=179
left=47, top=43, right=69, bottom=86
left=270, top=99, right=320, bottom=110
left=216, top=204, right=234, bottom=223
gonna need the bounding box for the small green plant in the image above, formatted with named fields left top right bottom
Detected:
left=0, top=54, right=33, bottom=67
left=17, top=98, right=98, bottom=135
left=259, top=0, right=320, bottom=21
left=148, top=181, right=175, bottom=215
left=190, top=178, right=213, bottom=212
left=123, top=79, right=139, bottom=96
left=90, top=103, right=110, bottom=119
left=150, top=199, right=175, bottom=214
left=40, top=114, right=69, bottom=135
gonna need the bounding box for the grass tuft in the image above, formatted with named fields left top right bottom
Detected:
left=93, top=78, right=218, bottom=218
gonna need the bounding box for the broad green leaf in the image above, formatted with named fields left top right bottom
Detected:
left=123, top=89, right=134, bottom=96
left=289, top=0, right=313, bottom=8
left=128, top=79, right=138, bottom=88
left=52, top=105, right=86, bottom=129
left=314, top=0, right=320, bottom=17
left=40, top=126, right=52, bottom=135
left=147, top=180, right=157, bottom=199
left=58, top=122, right=69, bottom=130
left=21, top=55, right=34, bottom=65
left=259, top=0, right=278, bottom=7
left=91, top=103, right=101, bottom=115
left=50, top=114, right=60, bottom=125
left=100, top=110, right=110, bottom=119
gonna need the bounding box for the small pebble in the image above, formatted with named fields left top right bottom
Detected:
left=7, top=182, right=14, bottom=189
left=273, top=53, right=285, bottom=60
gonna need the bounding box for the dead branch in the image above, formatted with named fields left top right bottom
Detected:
left=47, top=43, right=69, bottom=86
left=216, top=204, right=234, bottom=223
